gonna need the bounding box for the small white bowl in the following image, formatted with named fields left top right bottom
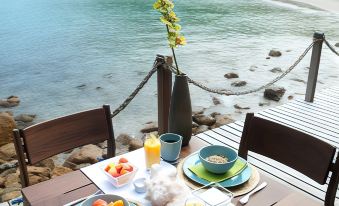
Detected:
left=102, top=163, right=138, bottom=188
left=133, top=178, right=147, bottom=193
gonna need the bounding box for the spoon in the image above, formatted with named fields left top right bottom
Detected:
left=239, top=182, right=267, bottom=205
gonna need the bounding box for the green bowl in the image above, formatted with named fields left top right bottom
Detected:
left=199, top=145, right=238, bottom=174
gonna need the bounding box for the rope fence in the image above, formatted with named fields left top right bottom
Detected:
left=111, top=36, right=336, bottom=117
left=324, top=38, right=339, bottom=56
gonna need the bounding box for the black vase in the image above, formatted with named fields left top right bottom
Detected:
left=168, top=74, right=192, bottom=146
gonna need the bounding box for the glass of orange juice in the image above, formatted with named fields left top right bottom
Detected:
left=144, top=133, right=161, bottom=169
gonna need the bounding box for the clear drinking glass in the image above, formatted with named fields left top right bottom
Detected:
left=144, top=134, right=161, bottom=169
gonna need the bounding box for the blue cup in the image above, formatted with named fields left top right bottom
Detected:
left=160, top=133, right=183, bottom=162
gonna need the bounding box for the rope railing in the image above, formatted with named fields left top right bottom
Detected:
left=324, top=38, right=339, bottom=56
left=111, top=59, right=163, bottom=117
left=110, top=35, right=334, bottom=117
left=169, top=39, right=318, bottom=96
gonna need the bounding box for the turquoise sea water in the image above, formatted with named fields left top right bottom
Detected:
left=1, top=0, right=339, bottom=135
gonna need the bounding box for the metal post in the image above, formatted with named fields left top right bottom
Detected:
left=305, top=32, right=324, bottom=102
left=157, top=55, right=173, bottom=135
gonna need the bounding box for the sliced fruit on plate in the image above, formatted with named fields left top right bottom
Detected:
left=92, top=198, right=108, bottom=206
left=108, top=167, right=120, bottom=177
left=121, top=163, right=133, bottom=172
left=112, top=200, right=124, bottom=206
left=105, top=163, right=115, bottom=172
left=115, top=164, right=123, bottom=173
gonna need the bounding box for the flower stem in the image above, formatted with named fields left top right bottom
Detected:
left=166, top=25, right=181, bottom=75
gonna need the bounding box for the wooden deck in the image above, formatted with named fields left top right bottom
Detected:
left=194, top=87, right=339, bottom=203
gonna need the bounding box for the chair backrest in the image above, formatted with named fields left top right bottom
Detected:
left=13, top=104, right=115, bottom=187
left=239, top=113, right=339, bottom=206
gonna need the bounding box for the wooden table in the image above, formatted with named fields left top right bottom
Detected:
left=21, top=136, right=321, bottom=206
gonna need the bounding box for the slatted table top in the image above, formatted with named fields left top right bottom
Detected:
left=194, top=87, right=339, bottom=204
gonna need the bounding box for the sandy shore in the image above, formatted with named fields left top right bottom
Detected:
left=273, top=0, right=339, bottom=12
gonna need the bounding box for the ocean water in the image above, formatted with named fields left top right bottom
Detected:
left=1, top=0, right=339, bottom=136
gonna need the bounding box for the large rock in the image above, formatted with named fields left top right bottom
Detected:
left=34, top=158, right=55, bottom=171
left=65, top=144, right=103, bottom=165
left=234, top=104, right=250, bottom=110
left=128, top=138, right=143, bottom=152
left=335, top=42, right=339, bottom=47
left=0, top=112, right=16, bottom=146
left=4, top=173, right=20, bottom=188
left=140, top=122, right=158, bottom=133
left=212, top=97, right=221, bottom=105
left=194, top=125, right=209, bottom=135
left=1, top=188, right=21, bottom=202
left=14, top=114, right=36, bottom=123
left=231, top=81, right=247, bottom=87
left=211, top=114, right=235, bottom=129
left=192, top=114, right=216, bottom=126
left=270, top=67, right=282, bottom=73
left=52, top=166, right=73, bottom=178
left=27, top=166, right=51, bottom=185
left=0, top=96, right=20, bottom=108
left=249, top=65, right=257, bottom=71
left=264, top=87, right=286, bottom=101
left=116, top=134, right=133, bottom=145
left=0, top=143, right=16, bottom=161
left=268, top=49, right=282, bottom=57
left=224, top=72, right=239, bottom=79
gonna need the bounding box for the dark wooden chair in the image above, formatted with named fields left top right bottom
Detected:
left=238, top=113, right=339, bottom=206
left=13, top=104, right=116, bottom=187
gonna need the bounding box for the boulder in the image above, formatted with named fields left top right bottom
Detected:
left=210, top=112, right=221, bottom=118
left=234, top=104, right=250, bottom=110
left=34, top=158, right=55, bottom=171
left=194, top=125, right=209, bottom=135
left=116, top=134, right=133, bottom=145
left=335, top=42, right=339, bottom=47
left=288, top=95, right=294, bottom=100
left=264, top=87, right=286, bottom=101
left=14, top=114, right=36, bottom=123
left=65, top=144, right=103, bottom=165
left=0, top=96, right=20, bottom=108
left=0, top=112, right=16, bottom=146
left=192, top=122, right=199, bottom=128
left=140, top=122, right=158, bottom=133
left=1, top=188, right=21, bottom=202
left=27, top=166, right=51, bottom=185
left=192, top=108, right=205, bottom=115
left=286, top=49, right=292, bottom=52
left=231, top=81, right=247, bottom=87
left=270, top=67, right=282, bottom=73
left=15, top=121, right=34, bottom=130
left=0, top=143, right=16, bottom=161
left=52, top=166, right=73, bottom=178
left=128, top=138, right=143, bottom=152
left=4, top=173, right=20, bottom=188
left=224, top=72, right=239, bottom=79
left=192, top=114, right=216, bottom=126
left=266, top=57, right=270, bottom=59
left=211, top=114, right=235, bottom=128
left=212, top=97, right=221, bottom=105
left=249, top=65, right=257, bottom=71
left=259, top=102, right=270, bottom=106
left=268, top=49, right=282, bottom=57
